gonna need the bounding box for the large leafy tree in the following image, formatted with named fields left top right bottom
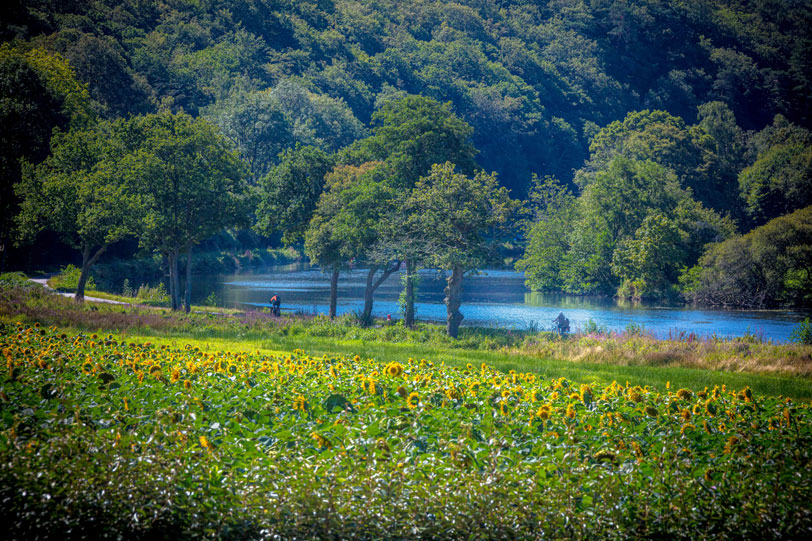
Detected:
left=15, top=122, right=141, bottom=301
left=520, top=157, right=733, bottom=300
left=0, top=45, right=93, bottom=272
left=255, top=145, right=335, bottom=245
left=304, top=162, right=382, bottom=319
left=682, top=205, right=812, bottom=308
left=515, top=175, right=577, bottom=292
left=403, top=162, right=517, bottom=338
left=738, top=115, right=812, bottom=226
left=125, top=112, right=250, bottom=312
left=202, top=85, right=294, bottom=185
left=348, top=94, right=478, bottom=326
left=579, top=109, right=734, bottom=213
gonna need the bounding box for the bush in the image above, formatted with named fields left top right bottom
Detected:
left=790, top=318, right=812, bottom=345
left=582, top=318, right=607, bottom=334
left=49, top=265, right=95, bottom=292
left=135, top=283, right=169, bottom=305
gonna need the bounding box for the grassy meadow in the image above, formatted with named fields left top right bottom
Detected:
left=2, top=276, right=812, bottom=538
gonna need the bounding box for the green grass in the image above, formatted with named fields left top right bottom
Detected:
left=118, top=329, right=812, bottom=401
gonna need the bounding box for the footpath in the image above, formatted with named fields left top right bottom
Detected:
left=29, top=278, right=130, bottom=305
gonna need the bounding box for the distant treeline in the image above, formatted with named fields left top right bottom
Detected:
left=1, top=0, right=810, bottom=310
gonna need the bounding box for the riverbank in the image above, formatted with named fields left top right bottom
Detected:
left=3, top=273, right=811, bottom=399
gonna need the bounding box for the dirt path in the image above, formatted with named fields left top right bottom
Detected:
left=29, top=278, right=131, bottom=305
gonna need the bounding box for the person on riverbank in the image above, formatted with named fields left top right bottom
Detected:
left=553, top=312, right=570, bottom=335
left=270, top=294, right=281, bottom=316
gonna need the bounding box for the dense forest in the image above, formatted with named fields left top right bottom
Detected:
left=1, top=0, right=811, bottom=310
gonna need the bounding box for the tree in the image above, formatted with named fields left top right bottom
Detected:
left=125, top=112, right=250, bottom=312
left=515, top=175, right=576, bottom=292
left=202, top=85, right=294, bottom=185
left=682, top=205, right=812, bottom=308
left=0, top=45, right=93, bottom=272
left=348, top=94, right=479, bottom=326
left=403, top=162, right=517, bottom=338
left=520, top=157, right=733, bottom=299
left=255, top=145, right=335, bottom=245
left=304, top=162, right=382, bottom=319
left=738, top=115, right=812, bottom=226
left=579, top=109, right=732, bottom=212
left=15, top=123, right=140, bottom=302
left=610, top=213, right=687, bottom=301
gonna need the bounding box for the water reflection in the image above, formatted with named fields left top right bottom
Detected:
left=191, top=265, right=809, bottom=341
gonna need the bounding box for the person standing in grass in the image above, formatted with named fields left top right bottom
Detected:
left=270, top=294, right=281, bottom=316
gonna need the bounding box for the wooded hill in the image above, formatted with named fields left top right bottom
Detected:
left=1, top=0, right=811, bottom=308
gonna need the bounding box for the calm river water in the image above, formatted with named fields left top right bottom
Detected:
left=191, top=264, right=809, bottom=342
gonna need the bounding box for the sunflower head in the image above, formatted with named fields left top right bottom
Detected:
left=385, top=362, right=404, bottom=378
left=406, top=392, right=420, bottom=409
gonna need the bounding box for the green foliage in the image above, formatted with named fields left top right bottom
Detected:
left=0, top=272, right=34, bottom=290
left=256, top=145, right=335, bottom=245
left=682, top=206, right=812, bottom=308
left=404, top=162, right=517, bottom=272
left=305, top=162, right=387, bottom=270
left=582, top=318, right=608, bottom=335
left=202, top=80, right=365, bottom=184
left=122, top=111, right=250, bottom=310
left=15, top=120, right=141, bottom=300
left=521, top=155, right=732, bottom=299
left=580, top=109, right=735, bottom=212
left=516, top=175, right=577, bottom=292
left=135, top=283, right=169, bottom=305
left=2, top=0, right=811, bottom=198
left=403, top=162, right=518, bottom=336
left=0, top=44, right=92, bottom=247
left=350, top=95, right=478, bottom=189
left=203, top=291, right=219, bottom=307
left=49, top=264, right=95, bottom=292
left=790, top=318, right=812, bottom=345
left=739, top=115, right=812, bottom=226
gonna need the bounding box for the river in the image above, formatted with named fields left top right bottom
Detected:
left=191, top=264, right=809, bottom=342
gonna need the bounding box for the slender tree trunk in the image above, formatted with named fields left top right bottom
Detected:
left=167, top=250, right=181, bottom=311
left=361, top=261, right=400, bottom=326
left=166, top=252, right=175, bottom=310
left=0, top=232, right=7, bottom=275
left=404, top=259, right=415, bottom=327
left=444, top=266, right=464, bottom=339
left=361, top=265, right=378, bottom=325
left=329, top=266, right=339, bottom=319
left=75, top=244, right=107, bottom=303
left=184, top=244, right=193, bottom=313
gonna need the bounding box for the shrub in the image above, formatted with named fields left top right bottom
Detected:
left=49, top=265, right=95, bottom=292
left=135, top=282, right=169, bottom=305
left=790, top=318, right=812, bottom=345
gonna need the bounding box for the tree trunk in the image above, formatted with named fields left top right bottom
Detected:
left=404, top=259, right=415, bottom=327
left=75, top=244, right=107, bottom=303
left=361, top=261, right=400, bottom=326
left=361, top=265, right=378, bottom=325
left=444, top=266, right=464, bottom=338
left=329, top=266, right=339, bottom=319
left=167, top=250, right=181, bottom=311
left=0, top=232, right=7, bottom=275
left=166, top=253, right=175, bottom=310
left=184, top=244, right=193, bottom=313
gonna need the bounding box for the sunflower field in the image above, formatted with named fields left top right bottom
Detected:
left=2, top=322, right=811, bottom=539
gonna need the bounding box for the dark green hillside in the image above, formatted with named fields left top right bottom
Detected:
left=3, top=0, right=810, bottom=193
